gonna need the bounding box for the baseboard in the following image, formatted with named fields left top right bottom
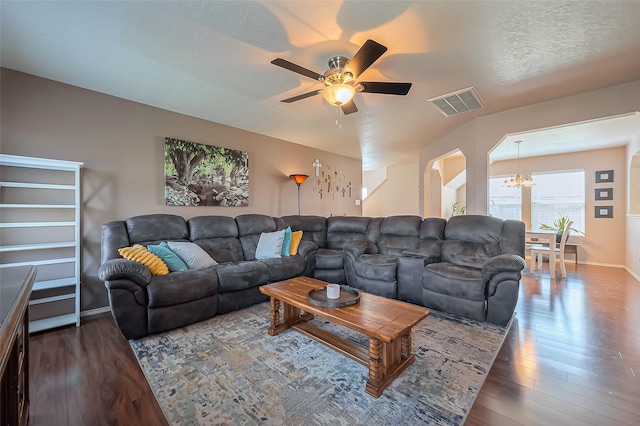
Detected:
left=80, top=306, right=111, bottom=318
left=624, top=267, right=640, bottom=283
left=579, top=261, right=626, bottom=268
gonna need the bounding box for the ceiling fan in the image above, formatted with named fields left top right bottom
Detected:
left=271, top=39, right=412, bottom=115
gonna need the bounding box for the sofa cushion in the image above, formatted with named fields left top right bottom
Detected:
left=377, top=215, right=420, bottom=254
left=188, top=215, right=238, bottom=240
left=125, top=214, right=188, bottom=245
left=377, top=234, right=420, bottom=256
left=188, top=215, right=244, bottom=263
left=290, top=230, right=303, bottom=255
left=259, top=256, right=307, bottom=282
left=352, top=254, right=398, bottom=282
left=316, top=248, right=344, bottom=270
left=194, top=238, right=244, bottom=263
left=236, top=214, right=278, bottom=236
left=281, top=227, right=292, bottom=257
left=326, top=216, right=373, bottom=249
left=416, top=218, right=446, bottom=258
left=146, top=268, right=218, bottom=308
left=255, top=230, right=285, bottom=259
left=215, top=261, right=269, bottom=292
left=118, top=245, right=169, bottom=276
left=281, top=215, right=327, bottom=248
left=441, top=241, right=499, bottom=269
left=147, top=242, right=189, bottom=272
left=441, top=215, right=504, bottom=268
left=423, top=263, right=485, bottom=300
left=236, top=214, right=279, bottom=260
left=167, top=241, right=218, bottom=269
left=380, top=215, right=422, bottom=236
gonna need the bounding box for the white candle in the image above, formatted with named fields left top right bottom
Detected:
left=326, top=284, right=340, bottom=299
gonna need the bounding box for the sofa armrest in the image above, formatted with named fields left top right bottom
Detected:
left=98, top=259, right=152, bottom=287
left=297, top=240, right=318, bottom=257
left=481, top=254, right=525, bottom=279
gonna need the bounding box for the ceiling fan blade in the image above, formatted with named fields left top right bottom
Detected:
left=341, top=99, right=358, bottom=115
left=271, top=58, right=324, bottom=81
left=347, top=39, right=387, bottom=78
left=358, top=82, right=412, bottom=95
left=280, top=90, right=322, bottom=103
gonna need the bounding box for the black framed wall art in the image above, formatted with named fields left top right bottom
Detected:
left=594, top=206, right=613, bottom=218
left=595, top=170, right=614, bottom=183
left=595, top=188, right=613, bottom=201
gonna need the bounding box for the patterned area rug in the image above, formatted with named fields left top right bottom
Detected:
left=130, top=302, right=508, bottom=425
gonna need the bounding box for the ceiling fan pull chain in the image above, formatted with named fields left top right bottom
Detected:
left=335, top=105, right=342, bottom=128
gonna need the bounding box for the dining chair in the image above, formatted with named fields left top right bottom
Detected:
left=529, top=220, right=573, bottom=278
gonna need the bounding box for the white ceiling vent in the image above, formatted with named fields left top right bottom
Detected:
left=428, top=87, right=485, bottom=117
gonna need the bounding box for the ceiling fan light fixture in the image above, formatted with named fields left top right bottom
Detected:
left=322, top=84, right=355, bottom=106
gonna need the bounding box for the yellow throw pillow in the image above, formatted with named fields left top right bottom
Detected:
left=119, top=244, right=169, bottom=276
left=290, top=230, right=303, bottom=255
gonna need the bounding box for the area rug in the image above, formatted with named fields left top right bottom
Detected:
left=130, top=302, right=508, bottom=425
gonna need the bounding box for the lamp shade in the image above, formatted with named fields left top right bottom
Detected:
left=289, top=174, right=308, bottom=185
left=322, top=84, right=356, bottom=106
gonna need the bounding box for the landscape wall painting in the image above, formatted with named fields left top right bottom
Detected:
left=164, top=137, right=249, bottom=206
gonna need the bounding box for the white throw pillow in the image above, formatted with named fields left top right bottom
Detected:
left=167, top=241, right=218, bottom=269
left=255, top=230, right=285, bottom=260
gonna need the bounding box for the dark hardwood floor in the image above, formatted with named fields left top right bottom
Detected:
left=28, top=263, right=640, bottom=425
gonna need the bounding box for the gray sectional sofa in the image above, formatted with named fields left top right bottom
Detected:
left=99, top=213, right=525, bottom=339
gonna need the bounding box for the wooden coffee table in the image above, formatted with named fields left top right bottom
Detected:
left=259, top=276, right=430, bottom=397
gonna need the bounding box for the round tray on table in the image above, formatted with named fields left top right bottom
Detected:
left=307, top=285, right=360, bottom=308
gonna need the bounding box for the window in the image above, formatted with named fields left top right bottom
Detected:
left=531, top=170, right=585, bottom=232
left=489, top=177, right=522, bottom=220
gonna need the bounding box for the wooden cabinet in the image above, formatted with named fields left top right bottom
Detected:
left=1, top=266, right=37, bottom=426
left=0, top=154, right=83, bottom=333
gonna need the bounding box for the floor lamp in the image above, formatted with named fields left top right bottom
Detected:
left=289, top=174, right=308, bottom=215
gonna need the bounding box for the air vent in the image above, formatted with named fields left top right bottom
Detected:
left=428, top=87, right=485, bottom=117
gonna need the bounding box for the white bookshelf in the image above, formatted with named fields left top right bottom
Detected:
left=0, top=154, right=83, bottom=333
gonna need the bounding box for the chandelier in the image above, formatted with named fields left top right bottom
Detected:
left=503, top=140, right=535, bottom=188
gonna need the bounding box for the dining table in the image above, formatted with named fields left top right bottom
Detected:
left=525, top=230, right=558, bottom=278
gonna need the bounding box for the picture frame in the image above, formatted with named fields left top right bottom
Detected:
left=595, top=188, right=613, bottom=201
left=594, top=206, right=613, bottom=218
left=164, top=137, right=249, bottom=207
left=595, top=170, right=614, bottom=183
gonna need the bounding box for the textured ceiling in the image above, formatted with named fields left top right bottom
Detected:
left=2, top=1, right=640, bottom=169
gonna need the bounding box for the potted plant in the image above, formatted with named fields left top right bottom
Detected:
left=450, top=201, right=466, bottom=218
left=539, top=214, right=585, bottom=243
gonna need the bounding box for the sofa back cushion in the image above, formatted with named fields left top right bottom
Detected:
left=501, top=219, right=526, bottom=258
left=441, top=215, right=503, bottom=268
left=326, top=216, right=373, bottom=249
left=376, top=215, right=422, bottom=255
left=188, top=216, right=244, bottom=263
left=417, top=217, right=446, bottom=259
left=236, top=214, right=279, bottom=260
left=125, top=214, right=189, bottom=245
left=281, top=215, right=328, bottom=248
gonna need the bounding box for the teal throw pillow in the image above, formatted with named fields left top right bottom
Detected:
left=281, top=227, right=292, bottom=257
left=147, top=242, right=189, bottom=272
